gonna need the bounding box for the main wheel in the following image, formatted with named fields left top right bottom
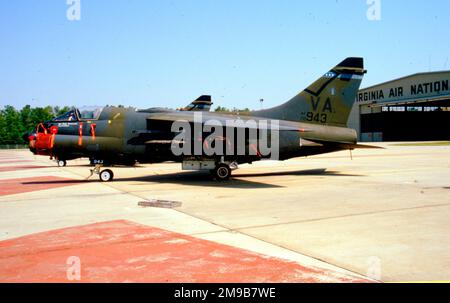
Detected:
left=99, top=169, right=114, bottom=182
left=57, top=160, right=67, bottom=167
left=213, top=164, right=231, bottom=180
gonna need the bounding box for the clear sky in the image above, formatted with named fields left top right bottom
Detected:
left=1, top=0, right=450, bottom=110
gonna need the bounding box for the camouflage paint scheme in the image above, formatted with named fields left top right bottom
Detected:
left=26, top=58, right=377, bottom=175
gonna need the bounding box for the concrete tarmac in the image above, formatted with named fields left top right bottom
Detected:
left=1, top=143, right=449, bottom=282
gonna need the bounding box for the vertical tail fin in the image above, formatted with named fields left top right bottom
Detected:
left=253, top=57, right=366, bottom=126
left=180, top=95, right=213, bottom=112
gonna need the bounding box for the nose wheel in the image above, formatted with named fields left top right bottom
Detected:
left=57, top=159, right=67, bottom=167
left=87, top=164, right=114, bottom=182
left=99, top=169, right=114, bottom=182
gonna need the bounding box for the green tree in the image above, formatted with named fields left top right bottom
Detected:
left=20, top=105, right=33, bottom=134
left=0, top=110, right=7, bottom=145
left=1, top=106, right=22, bottom=144
left=28, top=106, right=54, bottom=130
left=0, top=105, right=73, bottom=145
left=53, top=106, right=72, bottom=116
left=215, top=106, right=231, bottom=112
left=214, top=106, right=251, bottom=115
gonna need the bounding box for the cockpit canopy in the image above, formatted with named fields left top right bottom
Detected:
left=52, top=107, right=104, bottom=122
left=53, top=110, right=78, bottom=122
left=78, top=107, right=104, bottom=120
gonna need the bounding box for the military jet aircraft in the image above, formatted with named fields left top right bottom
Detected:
left=25, top=57, right=378, bottom=182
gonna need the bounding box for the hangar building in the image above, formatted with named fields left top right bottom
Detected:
left=348, top=71, right=450, bottom=142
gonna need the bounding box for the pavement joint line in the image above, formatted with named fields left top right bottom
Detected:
left=0, top=191, right=132, bottom=202
left=392, top=281, right=450, bottom=283
left=276, top=172, right=450, bottom=188
left=59, top=162, right=371, bottom=280
left=186, top=202, right=450, bottom=234
left=46, top=157, right=448, bottom=281
left=9, top=152, right=447, bottom=282
left=111, top=188, right=372, bottom=280
left=313, top=151, right=450, bottom=160
left=54, top=169, right=441, bottom=190
left=187, top=223, right=378, bottom=282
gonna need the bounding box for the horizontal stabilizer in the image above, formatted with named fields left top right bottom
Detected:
left=180, top=95, right=213, bottom=112
left=194, top=95, right=212, bottom=102
left=336, top=143, right=384, bottom=150
left=336, top=57, right=365, bottom=70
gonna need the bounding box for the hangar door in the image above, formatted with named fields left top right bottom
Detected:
left=361, top=102, right=450, bottom=141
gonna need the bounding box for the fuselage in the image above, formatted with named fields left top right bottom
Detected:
left=25, top=57, right=368, bottom=181
left=28, top=106, right=357, bottom=165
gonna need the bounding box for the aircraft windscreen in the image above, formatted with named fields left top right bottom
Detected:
left=53, top=110, right=78, bottom=122
left=77, top=107, right=104, bottom=120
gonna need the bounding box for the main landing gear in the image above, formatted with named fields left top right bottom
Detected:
left=87, top=164, right=114, bottom=182
left=210, top=161, right=238, bottom=181
left=212, top=163, right=232, bottom=180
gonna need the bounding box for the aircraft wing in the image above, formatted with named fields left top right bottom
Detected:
left=299, top=138, right=384, bottom=150
left=145, top=111, right=310, bottom=133
left=127, top=112, right=310, bottom=146
left=334, top=143, right=384, bottom=149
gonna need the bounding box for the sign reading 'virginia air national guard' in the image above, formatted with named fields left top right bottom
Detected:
left=357, top=71, right=450, bottom=104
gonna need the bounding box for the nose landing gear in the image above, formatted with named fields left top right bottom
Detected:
left=57, top=159, right=67, bottom=167
left=99, top=169, right=114, bottom=182
left=87, top=164, right=114, bottom=182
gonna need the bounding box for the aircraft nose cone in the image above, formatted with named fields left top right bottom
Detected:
left=22, top=132, right=32, bottom=143
left=23, top=131, right=37, bottom=154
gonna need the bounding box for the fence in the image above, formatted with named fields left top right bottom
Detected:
left=0, top=144, right=28, bottom=150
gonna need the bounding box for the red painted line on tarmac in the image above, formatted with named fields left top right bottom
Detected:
left=0, top=160, right=34, bottom=164
left=0, top=176, right=83, bottom=196
left=0, top=156, right=26, bottom=160
left=0, top=220, right=370, bottom=283
left=0, top=165, right=50, bottom=173
left=0, top=157, right=28, bottom=160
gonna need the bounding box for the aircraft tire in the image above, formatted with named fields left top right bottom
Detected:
left=99, top=169, right=114, bottom=182
left=57, top=160, right=67, bottom=167
left=213, top=164, right=231, bottom=181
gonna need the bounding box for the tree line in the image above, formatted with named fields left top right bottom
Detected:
left=0, top=105, right=72, bottom=145
left=214, top=106, right=251, bottom=114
